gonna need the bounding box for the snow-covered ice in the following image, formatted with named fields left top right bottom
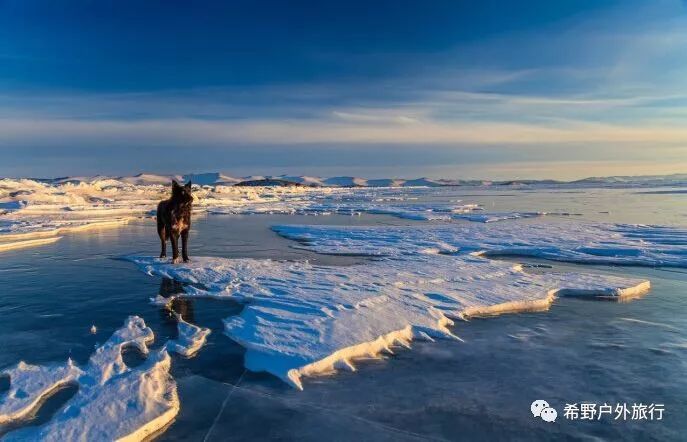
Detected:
left=0, top=360, right=83, bottom=425
left=0, top=176, right=495, bottom=253
left=165, top=313, right=211, bottom=358
left=85, top=315, right=154, bottom=383
left=1, top=316, right=179, bottom=441
left=3, top=173, right=687, bottom=440
left=6, top=174, right=591, bottom=249
left=126, top=219, right=659, bottom=390
left=451, top=211, right=581, bottom=223
left=273, top=222, right=687, bottom=266
left=2, top=177, right=447, bottom=250
left=2, top=174, right=624, bottom=252
left=0, top=177, right=346, bottom=248
left=124, top=218, right=687, bottom=388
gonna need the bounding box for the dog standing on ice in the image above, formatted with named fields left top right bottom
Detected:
left=157, top=180, right=193, bottom=263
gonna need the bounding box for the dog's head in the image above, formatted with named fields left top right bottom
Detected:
left=172, top=180, right=194, bottom=203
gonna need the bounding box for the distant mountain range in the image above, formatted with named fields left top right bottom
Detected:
left=38, top=172, right=687, bottom=188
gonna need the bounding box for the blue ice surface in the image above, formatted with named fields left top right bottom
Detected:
left=1, top=187, right=686, bottom=440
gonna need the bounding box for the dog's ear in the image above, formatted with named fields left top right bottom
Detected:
left=185, top=181, right=192, bottom=189
left=172, top=180, right=181, bottom=188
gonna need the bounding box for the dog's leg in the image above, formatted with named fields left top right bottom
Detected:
left=171, top=232, right=181, bottom=264
left=158, top=226, right=167, bottom=258
left=181, top=229, right=190, bottom=262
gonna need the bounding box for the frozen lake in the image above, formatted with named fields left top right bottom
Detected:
left=1, top=186, right=686, bottom=440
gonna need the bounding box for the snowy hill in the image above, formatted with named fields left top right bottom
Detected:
left=182, top=173, right=240, bottom=186
left=19, top=171, right=687, bottom=189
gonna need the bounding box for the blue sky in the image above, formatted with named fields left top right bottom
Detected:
left=1, top=0, right=686, bottom=179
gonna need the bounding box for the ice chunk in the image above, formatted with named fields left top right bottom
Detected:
left=2, top=316, right=179, bottom=441
left=165, top=313, right=211, bottom=357
left=6, top=350, right=179, bottom=442
left=84, top=315, right=154, bottom=384
left=0, top=360, right=83, bottom=424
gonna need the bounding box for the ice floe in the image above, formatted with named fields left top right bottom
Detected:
left=165, top=313, right=211, bottom=358
left=273, top=222, right=687, bottom=266
left=1, top=316, right=179, bottom=441
left=0, top=360, right=83, bottom=425
left=126, top=241, right=651, bottom=389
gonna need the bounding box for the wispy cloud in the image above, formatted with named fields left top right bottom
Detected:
left=2, top=116, right=687, bottom=147
left=1, top=1, right=686, bottom=179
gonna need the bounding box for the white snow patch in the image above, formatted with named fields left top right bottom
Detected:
left=1, top=316, right=179, bottom=441
left=452, top=211, right=582, bottom=223
left=273, top=222, right=687, bottom=267
left=165, top=313, right=211, bottom=357
left=116, top=173, right=183, bottom=186
left=0, top=360, right=82, bottom=424
left=84, top=315, right=154, bottom=383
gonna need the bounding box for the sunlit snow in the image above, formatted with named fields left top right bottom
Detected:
left=124, top=215, right=679, bottom=389
left=1, top=317, right=179, bottom=441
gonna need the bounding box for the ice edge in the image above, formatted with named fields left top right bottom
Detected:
left=274, top=279, right=651, bottom=390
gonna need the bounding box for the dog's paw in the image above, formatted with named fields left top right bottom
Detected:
left=183, top=258, right=190, bottom=263
left=172, top=256, right=183, bottom=264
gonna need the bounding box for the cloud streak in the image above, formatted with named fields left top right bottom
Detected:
left=1, top=1, right=686, bottom=178
left=2, top=116, right=687, bottom=147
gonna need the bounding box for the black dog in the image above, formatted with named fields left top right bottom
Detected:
left=157, top=180, right=193, bottom=263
